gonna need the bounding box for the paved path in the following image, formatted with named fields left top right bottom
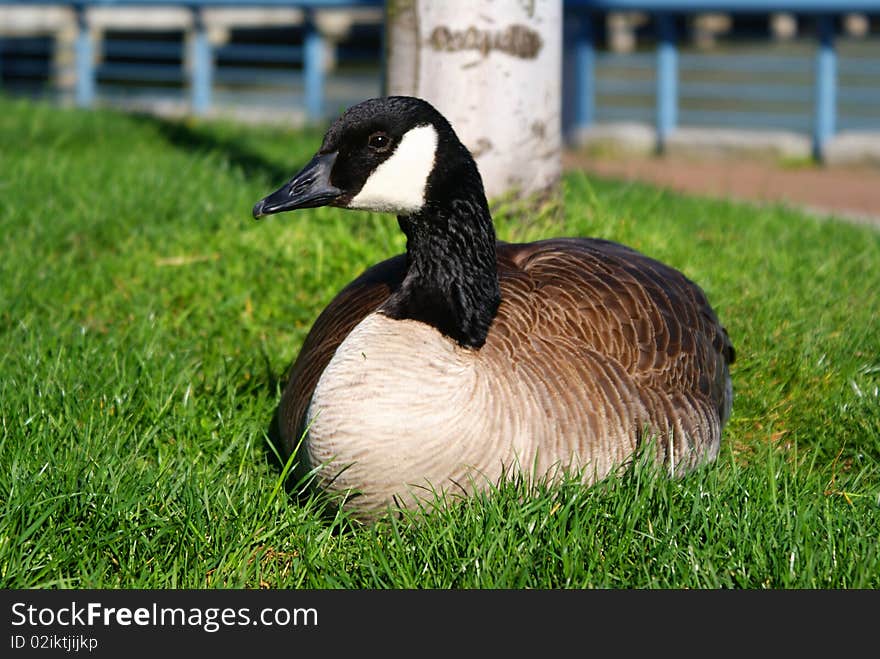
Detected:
left=563, top=151, right=880, bottom=228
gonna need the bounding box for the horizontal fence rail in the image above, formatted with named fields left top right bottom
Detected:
left=1, top=1, right=879, bottom=160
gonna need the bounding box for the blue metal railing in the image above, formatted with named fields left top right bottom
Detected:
left=1, top=1, right=879, bottom=160
left=564, top=1, right=880, bottom=159
left=0, top=0, right=383, bottom=120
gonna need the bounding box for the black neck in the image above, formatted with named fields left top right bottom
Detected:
left=381, top=190, right=500, bottom=349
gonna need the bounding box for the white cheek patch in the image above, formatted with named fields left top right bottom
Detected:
left=348, top=124, right=438, bottom=214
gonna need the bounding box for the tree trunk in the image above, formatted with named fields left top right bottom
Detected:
left=386, top=0, right=562, bottom=204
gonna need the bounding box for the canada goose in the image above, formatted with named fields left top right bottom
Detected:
left=253, top=96, right=735, bottom=520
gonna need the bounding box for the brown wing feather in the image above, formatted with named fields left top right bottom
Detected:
left=494, top=238, right=734, bottom=461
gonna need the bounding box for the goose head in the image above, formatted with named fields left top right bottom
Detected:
left=253, top=96, right=500, bottom=350
left=253, top=96, right=484, bottom=219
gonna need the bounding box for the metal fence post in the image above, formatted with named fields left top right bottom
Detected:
left=655, top=13, right=678, bottom=151
left=303, top=12, right=324, bottom=122
left=813, top=14, right=836, bottom=161
left=190, top=8, right=212, bottom=116
left=379, top=1, right=388, bottom=96
left=74, top=5, right=95, bottom=107
left=573, top=11, right=596, bottom=133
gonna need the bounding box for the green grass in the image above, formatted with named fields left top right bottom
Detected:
left=1, top=96, right=878, bottom=588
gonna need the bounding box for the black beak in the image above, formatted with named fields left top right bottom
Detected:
left=252, top=152, right=342, bottom=219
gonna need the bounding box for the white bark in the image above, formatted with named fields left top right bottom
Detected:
left=386, top=0, right=562, bottom=202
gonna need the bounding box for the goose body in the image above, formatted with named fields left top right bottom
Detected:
left=254, top=96, right=735, bottom=519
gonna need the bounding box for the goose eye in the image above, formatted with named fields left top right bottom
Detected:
left=368, top=132, right=390, bottom=151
